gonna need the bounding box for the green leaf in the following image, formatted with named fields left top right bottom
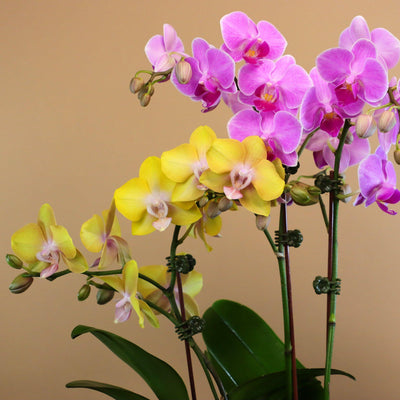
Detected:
left=228, top=368, right=355, bottom=400
left=66, top=380, right=150, bottom=400
left=202, top=300, right=302, bottom=392
left=71, top=325, right=189, bottom=400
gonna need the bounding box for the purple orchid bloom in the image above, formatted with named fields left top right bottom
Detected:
left=339, top=16, right=400, bottom=70
left=354, top=147, right=400, bottom=214
left=305, top=127, right=370, bottom=173
left=145, top=24, right=188, bottom=72
left=220, top=11, right=287, bottom=64
left=238, top=55, right=312, bottom=116
left=171, top=38, right=236, bottom=112
left=317, top=39, right=388, bottom=107
left=228, top=109, right=302, bottom=166
left=301, top=68, right=364, bottom=137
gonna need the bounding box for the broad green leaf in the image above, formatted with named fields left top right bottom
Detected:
left=228, top=368, right=355, bottom=400
left=202, top=300, right=302, bottom=392
left=71, top=325, right=189, bottom=400
left=66, top=380, right=150, bottom=400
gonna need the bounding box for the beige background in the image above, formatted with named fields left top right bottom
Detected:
left=1, top=1, right=400, bottom=399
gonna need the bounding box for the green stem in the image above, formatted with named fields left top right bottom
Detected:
left=297, top=128, right=319, bottom=157
left=319, top=195, right=329, bottom=232
left=189, top=339, right=223, bottom=400
left=323, top=119, right=350, bottom=399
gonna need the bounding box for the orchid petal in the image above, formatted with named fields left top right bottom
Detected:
left=11, top=223, right=44, bottom=263
left=199, top=170, right=230, bottom=193
left=38, top=203, right=56, bottom=238
left=206, top=139, right=245, bottom=173
left=182, top=270, right=203, bottom=297
left=80, top=214, right=105, bottom=253
left=138, top=299, right=159, bottom=327
left=252, top=159, right=285, bottom=201
left=131, top=213, right=156, bottom=236
left=137, top=265, right=167, bottom=298
left=161, top=144, right=198, bottom=183
left=49, top=225, right=76, bottom=259
left=240, top=186, right=271, bottom=216
left=317, top=48, right=352, bottom=83
left=189, top=125, right=217, bottom=156
left=243, top=135, right=267, bottom=165
left=63, top=249, right=88, bottom=273
left=140, top=156, right=175, bottom=194
left=371, top=28, right=400, bottom=69
left=123, top=259, right=139, bottom=296
left=114, top=177, right=149, bottom=222
left=169, top=203, right=201, bottom=226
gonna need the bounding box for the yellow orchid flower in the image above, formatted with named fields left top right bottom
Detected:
left=80, top=200, right=131, bottom=268
left=138, top=264, right=203, bottom=318
left=99, top=260, right=159, bottom=327
left=161, top=126, right=217, bottom=202
left=199, top=136, right=285, bottom=216
left=11, top=203, right=87, bottom=278
left=114, top=156, right=202, bottom=236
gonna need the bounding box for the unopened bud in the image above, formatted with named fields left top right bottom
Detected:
left=338, top=184, right=352, bottom=203
left=355, top=114, right=376, bottom=138
left=341, top=130, right=354, bottom=145
left=206, top=201, right=221, bottom=219
left=129, top=76, right=144, bottom=94
left=197, top=196, right=209, bottom=208
left=96, top=288, right=114, bottom=305
left=218, top=197, right=233, bottom=212
left=394, top=149, right=400, bottom=165
left=175, top=59, right=192, bottom=84
left=139, top=92, right=151, bottom=107
left=77, top=284, right=91, bottom=301
left=289, top=182, right=319, bottom=206
left=255, top=214, right=271, bottom=231
left=378, top=110, right=396, bottom=133
left=6, top=254, right=23, bottom=269
left=9, top=274, right=33, bottom=294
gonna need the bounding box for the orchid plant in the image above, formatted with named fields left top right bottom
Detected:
left=6, top=11, right=400, bottom=400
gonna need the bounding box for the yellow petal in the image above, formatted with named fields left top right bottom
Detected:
left=139, top=156, right=175, bottom=194
left=138, top=265, right=167, bottom=298
left=182, top=293, right=199, bottom=317
left=63, top=249, right=88, bottom=273
left=182, top=270, right=203, bottom=297
left=161, top=143, right=198, bottom=183
left=243, top=136, right=267, bottom=165
left=189, top=126, right=217, bottom=157
left=138, top=299, right=160, bottom=328
left=252, top=160, right=285, bottom=201
left=131, top=213, right=156, bottom=236
left=171, top=177, right=205, bottom=202
left=50, top=225, right=76, bottom=259
left=103, top=199, right=121, bottom=237
left=80, top=214, right=105, bottom=253
left=38, top=203, right=56, bottom=238
left=100, top=275, right=124, bottom=293
left=130, top=296, right=145, bottom=328
left=206, top=138, right=245, bottom=173
left=240, top=186, right=272, bottom=216
left=114, top=177, right=148, bottom=222
left=199, top=170, right=230, bottom=193
left=11, top=223, right=44, bottom=264
left=169, top=203, right=201, bottom=226
left=204, top=214, right=222, bottom=236
left=123, top=259, right=139, bottom=295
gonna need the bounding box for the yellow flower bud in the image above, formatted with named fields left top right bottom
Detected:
left=96, top=288, right=115, bottom=305
left=6, top=254, right=23, bottom=269
left=9, top=274, right=33, bottom=294
left=289, top=182, right=320, bottom=206
left=77, top=284, right=91, bottom=301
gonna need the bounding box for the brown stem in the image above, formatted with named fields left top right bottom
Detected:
left=281, top=197, right=298, bottom=400
left=176, top=271, right=197, bottom=400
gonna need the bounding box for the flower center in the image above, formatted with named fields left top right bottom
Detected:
left=192, top=158, right=209, bottom=190
left=224, top=164, right=254, bottom=199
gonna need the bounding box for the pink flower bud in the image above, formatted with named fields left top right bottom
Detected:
left=255, top=214, right=271, bottom=230
left=355, top=114, right=376, bottom=138
left=175, top=59, right=192, bottom=84
left=378, top=110, right=396, bottom=133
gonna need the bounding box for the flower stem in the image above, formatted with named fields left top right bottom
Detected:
left=323, top=119, right=350, bottom=399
